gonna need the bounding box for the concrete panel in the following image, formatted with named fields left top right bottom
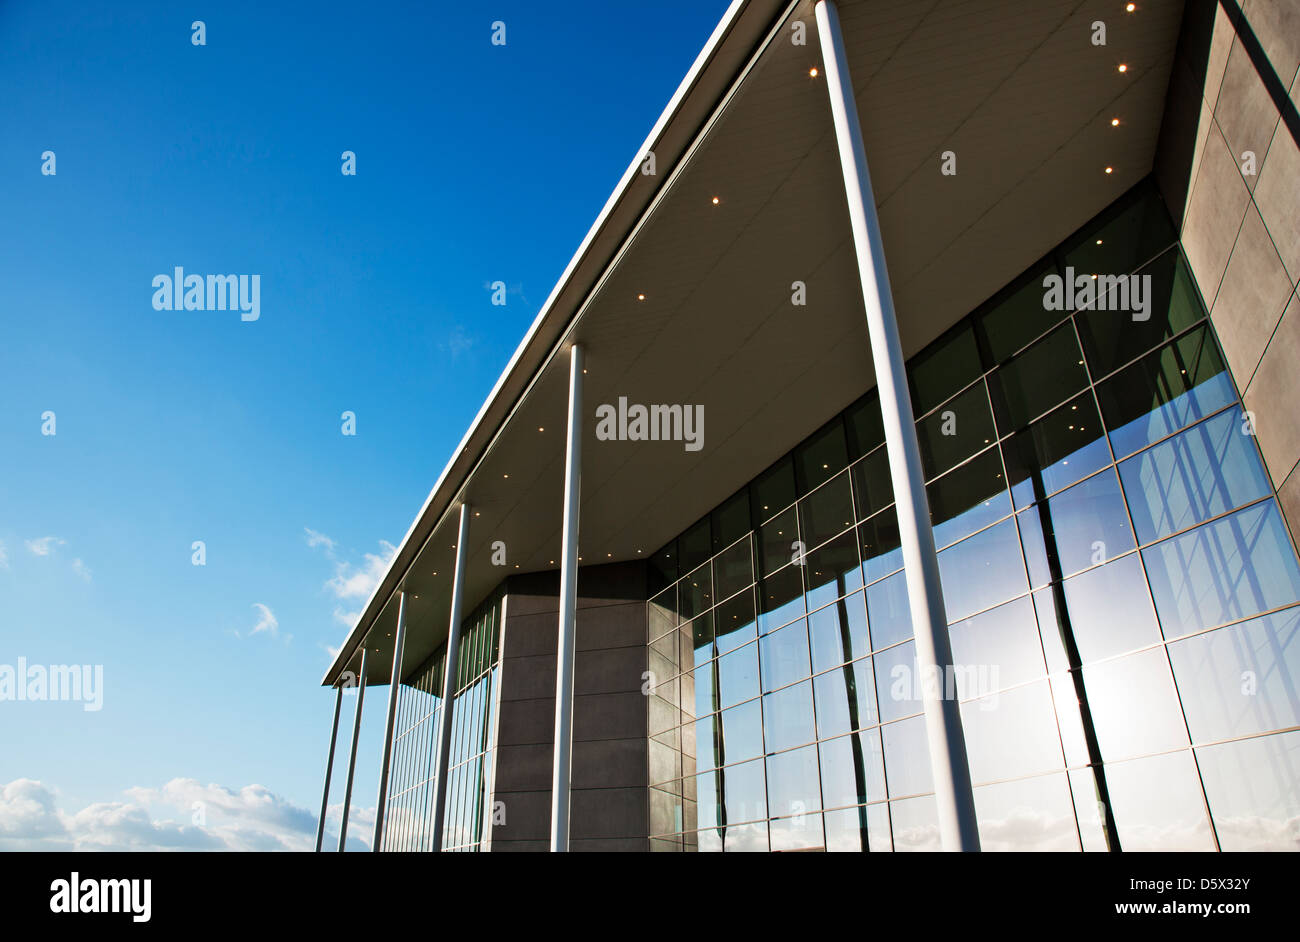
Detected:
left=575, top=645, right=648, bottom=696
left=572, top=737, right=649, bottom=789
left=1279, top=464, right=1300, bottom=549
left=576, top=602, right=647, bottom=651
left=1243, top=0, right=1300, bottom=88
left=496, top=696, right=556, bottom=747
left=490, top=789, right=552, bottom=842
left=1182, top=120, right=1252, bottom=304
left=571, top=837, right=650, bottom=852
left=1205, top=3, right=1236, bottom=107
left=1212, top=204, right=1294, bottom=384
left=500, top=610, right=560, bottom=659
left=1215, top=42, right=1281, bottom=191
left=493, top=743, right=555, bottom=792
left=1243, top=290, right=1300, bottom=485
left=575, top=691, right=648, bottom=741
left=500, top=653, right=559, bottom=701
left=1255, top=115, right=1300, bottom=281
left=570, top=787, right=648, bottom=840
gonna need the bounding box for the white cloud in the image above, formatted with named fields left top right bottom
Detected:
left=71, top=558, right=91, bottom=582
left=249, top=603, right=279, bottom=638
left=304, top=528, right=336, bottom=552
left=0, top=778, right=372, bottom=852
left=25, top=536, right=65, bottom=557
left=326, top=541, right=397, bottom=603
left=0, top=540, right=8, bottom=568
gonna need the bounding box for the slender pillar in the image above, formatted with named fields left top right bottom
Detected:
left=430, top=502, right=472, bottom=852
left=371, top=591, right=409, bottom=851
left=815, top=0, right=979, bottom=851
left=314, top=684, right=344, bottom=852
left=337, top=645, right=369, bottom=852
left=550, top=342, right=584, bottom=852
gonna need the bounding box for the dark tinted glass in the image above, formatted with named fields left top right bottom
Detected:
left=803, top=529, right=863, bottom=609
left=851, top=446, right=893, bottom=521
left=908, top=323, right=983, bottom=416
left=1063, top=185, right=1177, bottom=277
left=1096, top=325, right=1235, bottom=458
left=679, top=561, right=713, bottom=619
left=757, top=507, right=798, bottom=579
left=650, top=540, right=677, bottom=594
left=712, top=490, right=750, bottom=554
left=989, top=322, right=1089, bottom=433
left=916, top=381, right=997, bottom=480
left=859, top=508, right=902, bottom=584
left=795, top=418, right=849, bottom=493
left=678, top=517, right=712, bottom=573
left=845, top=392, right=885, bottom=459
left=1075, top=249, right=1205, bottom=378
left=977, top=261, right=1063, bottom=364
left=714, top=589, right=756, bottom=655
left=756, top=565, right=805, bottom=633
left=751, top=456, right=796, bottom=524
left=713, top=534, right=754, bottom=601
left=798, top=470, right=854, bottom=550
left=1002, top=392, right=1110, bottom=508
left=927, top=446, right=1011, bottom=550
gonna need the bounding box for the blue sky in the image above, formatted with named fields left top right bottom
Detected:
left=0, top=0, right=731, bottom=850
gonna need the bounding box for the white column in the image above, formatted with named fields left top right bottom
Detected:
left=430, top=502, right=472, bottom=851
left=314, top=684, right=344, bottom=852
left=815, top=0, right=980, bottom=851
left=336, top=645, right=369, bottom=852
left=371, top=590, right=409, bottom=850
left=550, top=343, right=584, bottom=852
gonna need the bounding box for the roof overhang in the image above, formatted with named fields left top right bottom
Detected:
left=324, top=0, right=1187, bottom=688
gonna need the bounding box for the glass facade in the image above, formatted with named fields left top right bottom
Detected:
left=381, top=592, right=503, bottom=852
left=645, top=182, right=1300, bottom=852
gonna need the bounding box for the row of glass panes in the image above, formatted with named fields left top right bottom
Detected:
left=651, top=235, right=1206, bottom=589
left=651, top=726, right=1300, bottom=851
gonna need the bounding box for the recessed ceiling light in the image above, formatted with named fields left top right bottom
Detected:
left=1110, top=118, right=1120, bottom=127
left=1096, top=239, right=1104, bottom=245
left=503, top=473, right=509, bottom=478
left=637, top=293, right=646, bottom=301
left=1104, top=166, right=1113, bottom=174
left=1126, top=3, right=1136, bottom=11
left=1117, top=64, right=1128, bottom=73
left=538, top=426, right=544, bottom=432
left=711, top=196, right=720, bottom=205
left=809, top=67, right=818, bottom=78
left=474, top=511, right=480, bottom=516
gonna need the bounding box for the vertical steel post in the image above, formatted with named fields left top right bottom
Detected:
left=314, top=684, right=344, bottom=852
left=815, top=0, right=980, bottom=851
left=550, top=343, right=584, bottom=852
left=430, top=502, right=472, bottom=851
left=337, top=645, right=369, bottom=852
left=371, top=590, right=409, bottom=850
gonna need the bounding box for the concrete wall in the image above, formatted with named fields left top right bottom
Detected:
left=1156, top=0, right=1300, bottom=545
left=488, top=562, right=649, bottom=851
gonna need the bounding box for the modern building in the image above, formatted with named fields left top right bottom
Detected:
left=314, top=0, right=1300, bottom=852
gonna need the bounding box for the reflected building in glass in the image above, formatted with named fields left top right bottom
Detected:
left=317, top=0, right=1300, bottom=852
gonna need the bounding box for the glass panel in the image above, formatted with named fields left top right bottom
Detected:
left=717, top=699, right=764, bottom=766
left=769, top=812, right=826, bottom=852
left=859, top=508, right=903, bottom=584
left=689, top=611, right=715, bottom=671
left=948, top=595, right=1046, bottom=694
left=937, top=518, right=1028, bottom=622
left=960, top=681, right=1064, bottom=783
left=882, top=715, right=934, bottom=798
left=1075, top=249, right=1204, bottom=378
left=1060, top=553, right=1161, bottom=661
left=927, top=446, right=1011, bottom=550
left=677, top=517, right=712, bottom=573
left=845, top=392, right=885, bottom=459
left=988, top=322, right=1089, bottom=432
left=973, top=773, right=1080, bottom=851
left=757, top=507, right=798, bottom=579
left=977, top=260, right=1062, bottom=364
left=716, top=642, right=760, bottom=709
left=679, top=561, right=713, bottom=620
left=713, top=589, right=756, bottom=656
left=875, top=640, right=919, bottom=725
left=1062, top=183, right=1177, bottom=277
left=691, top=661, right=715, bottom=724
left=1036, top=468, right=1136, bottom=578
left=813, top=657, right=878, bottom=736
left=890, top=794, right=941, bottom=851
left=798, top=470, right=854, bottom=551
left=1002, top=392, right=1111, bottom=508
left=1120, top=406, right=1271, bottom=544
left=759, top=618, right=811, bottom=693
left=1167, top=608, right=1300, bottom=742
left=850, top=446, right=894, bottom=521
left=1083, top=648, right=1190, bottom=760
left=762, top=680, right=816, bottom=752
left=908, top=323, right=984, bottom=416
left=765, top=744, right=823, bottom=822
left=808, top=591, right=870, bottom=673
left=751, top=456, right=796, bottom=525
left=916, top=382, right=997, bottom=480
left=820, top=728, right=887, bottom=808
left=824, top=805, right=873, bottom=852
left=1144, top=501, right=1300, bottom=637
left=866, top=570, right=912, bottom=652
left=795, top=418, right=849, bottom=493
left=713, top=534, right=753, bottom=602
left=1101, top=750, right=1215, bottom=850
left=1196, top=731, right=1300, bottom=851
left=803, top=529, right=863, bottom=609
left=711, top=490, right=750, bottom=555
left=1096, top=325, right=1235, bottom=458
left=718, top=757, right=768, bottom=826
left=756, top=565, right=805, bottom=633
